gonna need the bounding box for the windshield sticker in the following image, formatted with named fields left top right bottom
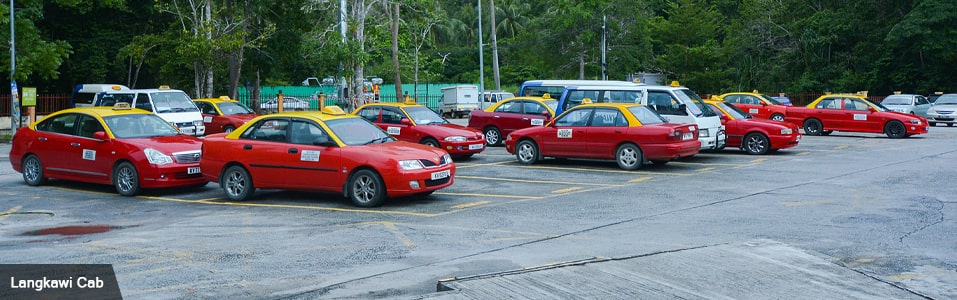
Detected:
left=557, top=129, right=573, bottom=138
left=530, top=119, right=544, bottom=126
left=853, top=114, right=867, bottom=121
left=203, top=116, right=212, bottom=123
left=749, top=108, right=759, bottom=114
left=387, top=127, right=401, bottom=135
left=82, top=149, right=96, bottom=160
left=300, top=150, right=321, bottom=162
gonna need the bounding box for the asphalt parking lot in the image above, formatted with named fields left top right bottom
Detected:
left=2, top=121, right=956, bottom=299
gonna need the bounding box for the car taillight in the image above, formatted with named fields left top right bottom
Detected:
left=666, top=128, right=682, bottom=141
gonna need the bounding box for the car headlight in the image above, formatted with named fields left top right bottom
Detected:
left=442, top=154, right=453, bottom=164
left=193, top=120, right=204, bottom=126
left=444, top=136, right=467, bottom=142
left=398, top=159, right=425, bottom=170
left=780, top=128, right=793, bottom=135
left=698, top=129, right=709, bottom=137
left=144, top=148, right=174, bottom=165
left=908, top=119, right=922, bottom=125
left=506, top=134, right=513, bottom=141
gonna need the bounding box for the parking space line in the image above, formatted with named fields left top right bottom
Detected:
left=455, top=175, right=622, bottom=187
left=551, top=187, right=582, bottom=194
left=381, top=222, right=416, bottom=250
left=627, top=176, right=653, bottom=183
left=501, top=164, right=694, bottom=175
left=451, top=201, right=490, bottom=209
left=836, top=145, right=849, bottom=149
left=750, top=158, right=767, bottom=163
left=0, top=205, right=23, bottom=220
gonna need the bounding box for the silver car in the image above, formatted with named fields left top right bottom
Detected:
left=881, top=94, right=931, bottom=116
left=926, top=94, right=957, bottom=126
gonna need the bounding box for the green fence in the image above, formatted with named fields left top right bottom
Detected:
left=237, top=83, right=472, bottom=111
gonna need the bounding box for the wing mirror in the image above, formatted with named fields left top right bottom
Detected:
left=868, top=107, right=877, bottom=113
left=312, top=135, right=338, bottom=147
left=400, top=118, right=411, bottom=125
left=92, top=131, right=109, bottom=142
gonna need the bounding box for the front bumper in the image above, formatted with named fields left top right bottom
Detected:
left=769, top=134, right=802, bottom=150
left=139, top=163, right=207, bottom=188
left=442, top=140, right=486, bottom=156
left=382, top=165, right=456, bottom=197
left=699, top=129, right=727, bottom=150
left=176, top=124, right=206, bottom=136
left=927, top=113, right=956, bottom=124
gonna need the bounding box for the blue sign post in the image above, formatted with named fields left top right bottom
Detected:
left=10, top=80, right=19, bottom=130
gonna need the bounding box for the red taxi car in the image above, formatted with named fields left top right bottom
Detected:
left=717, top=92, right=789, bottom=121
left=784, top=94, right=928, bottom=138
left=467, top=95, right=557, bottom=146
left=354, top=100, right=486, bottom=158
left=200, top=108, right=455, bottom=207
left=9, top=104, right=205, bottom=196
left=705, top=99, right=801, bottom=155
left=194, top=96, right=259, bottom=134
left=504, top=101, right=700, bottom=170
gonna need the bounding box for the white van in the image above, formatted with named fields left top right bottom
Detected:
left=555, top=83, right=726, bottom=150
left=479, top=90, right=516, bottom=109
left=71, top=84, right=129, bottom=107
left=94, top=86, right=206, bottom=136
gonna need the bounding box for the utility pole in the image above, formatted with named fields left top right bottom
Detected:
left=477, top=0, right=484, bottom=93
left=9, top=0, right=18, bottom=131
left=601, top=15, right=607, bottom=80
left=490, top=0, right=500, bottom=90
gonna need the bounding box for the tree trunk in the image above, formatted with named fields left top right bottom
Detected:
left=391, top=1, right=403, bottom=101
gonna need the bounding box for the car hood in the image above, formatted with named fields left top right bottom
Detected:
left=120, top=135, right=204, bottom=153
left=361, top=141, right=450, bottom=161
left=220, top=113, right=259, bottom=122
left=415, top=123, right=483, bottom=138
left=931, top=104, right=957, bottom=111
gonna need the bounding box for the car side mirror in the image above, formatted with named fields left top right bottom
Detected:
left=760, top=102, right=768, bottom=106
left=312, top=135, right=337, bottom=147
left=720, top=115, right=730, bottom=122
left=92, top=131, right=109, bottom=142
left=868, top=107, right=877, bottom=113
left=400, top=118, right=411, bottom=125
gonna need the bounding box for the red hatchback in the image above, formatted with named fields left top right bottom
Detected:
left=9, top=105, right=205, bottom=196
left=504, top=103, right=700, bottom=169
left=354, top=101, right=486, bottom=158
left=467, top=96, right=557, bottom=146
left=194, top=96, right=259, bottom=134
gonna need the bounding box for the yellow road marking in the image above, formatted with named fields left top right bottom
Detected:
left=750, top=158, right=767, bottom=163
left=451, top=201, right=490, bottom=209
left=455, top=161, right=511, bottom=169
left=0, top=205, right=23, bottom=219
left=551, top=187, right=582, bottom=194
left=509, top=164, right=688, bottom=175
left=382, top=222, right=416, bottom=250
left=835, top=145, right=849, bottom=149
left=456, top=175, right=622, bottom=187
left=697, top=167, right=716, bottom=172
left=797, top=151, right=811, bottom=156
left=627, top=176, right=653, bottom=183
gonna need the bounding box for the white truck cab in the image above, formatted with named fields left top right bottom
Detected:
left=555, top=82, right=726, bottom=150
left=94, top=86, right=206, bottom=136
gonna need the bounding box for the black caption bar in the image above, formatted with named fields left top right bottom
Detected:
left=1, top=264, right=122, bottom=300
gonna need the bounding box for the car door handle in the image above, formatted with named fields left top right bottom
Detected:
left=288, top=148, right=298, bottom=154
left=493, top=116, right=500, bottom=119
left=243, top=144, right=252, bottom=150
left=614, top=130, right=623, bottom=134
left=38, top=137, right=47, bottom=141
left=522, top=118, right=529, bottom=120
left=70, top=142, right=81, bottom=147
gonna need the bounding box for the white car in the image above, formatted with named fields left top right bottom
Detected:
left=260, top=96, right=310, bottom=111
left=881, top=94, right=931, bottom=116
left=926, top=94, right=957, bottom=127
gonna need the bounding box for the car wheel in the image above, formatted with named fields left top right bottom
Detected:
left=929, top=122, right=936, bottom=126
left=949, top=123, right=954, bottom=127
left=743, top=132, right=771, bottom=155
left=515, top=140, right=540, bottom=165
left=113, top=162, right=141, bottom=196
left=21, top=155, right=47, bottom=186
left=421, top=138, right=440, bottom=148
left=223, top=125, right=236, bottom=133
left=803, top=119, right=823, bottom=136
left=484, top=127, right=502, bottom=146
left=884, top=120, right=907, bottom=138
left=222, top=165, right=255, bottom=201
left=821, top=130, right=833, bottom=136
left=615, top=143, right=644, bottom=171
left=348, top=169, right=386, bottom=207
left=770, top=113, right=785, bottom=122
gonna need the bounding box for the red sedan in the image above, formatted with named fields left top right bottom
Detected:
left=467, top=96, right=557, bottom=146
left=784, top=94, right=928, bottom=138
left=705, top=99, right=801, bottom=155
left=9, top=105, right=205, bottom=196
left=194, top=96, right=259, bottom=134
left=504, top=102, right=700, bottom=169
left=717, top=92, right=789, bottom=121
left=200, top=110, right=455, bottom=207
left=354, top=101, right=486, bottom=158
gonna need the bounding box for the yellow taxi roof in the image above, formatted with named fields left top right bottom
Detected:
left=63, top=106, right=154, bottom=118
left=360, top=101, right=422, bottom=108
left=193, top=96, right=238, bottom=103
left=574, top=102, right=644, bottom=109
left=263, top=110, right=355, bottom=122
left=719, top=92, right=763, bottom=97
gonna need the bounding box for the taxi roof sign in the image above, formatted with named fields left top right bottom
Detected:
left=581, top=98, right=593, bottom=104
left=159, top=85, right=171, bottom=90
left=670, top=81, right=681, bottom=87
left=111, top=85, right=125, bottom=91
left=218, top=96, right=233, bottom=101
left=542, top=93, right=552, bottom=99
left=113, top=102, right=133, bottom=110
left=322, top=106, right=346, bottom=115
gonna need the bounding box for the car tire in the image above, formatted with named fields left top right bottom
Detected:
left=113, top=162, right=141, bottom=196
left=223, top=125, right=236, bottom=133
left=484, top=127, right=502, bottom=146
left=348, top=169, right=386, bottom=207
left=421, top=137, right=440, bottom=148
left=803, top=119, right=823, bottom=136
left=821, top=130, right=833, bottom=136
left=222, top=165, right=255, bottom=201
left=515, top=140, right=540, bottom=165
left=929, top=122, right=936, bottom=126
left=770, top=114, right=785, bottom=122
left=949, top=123, right=954, bottom=127
left=743, top=132, right=770, bottom=155
left=21, top=155, right=48, bottom=186
left=615, top=143, right=644, bottom=170
left=884, top=120, right=907, bottom=138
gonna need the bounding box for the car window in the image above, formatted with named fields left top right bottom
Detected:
left=381, top=107, right=405, bottom=124
left=724, top=95, right=740, bottom=104
left=196, top=102, right=217, bottom=114
left=404, top=106, right=448, bottom=124
left=845, top=98, right=869, bottom=111
left=647, top=91, right=683, bottom=115
left=555, top=108, right=592, bottom=127
left=135, top=93, right=153, bottom=111
left=356, top=106, right=381, bottom=123
left=241, top=118, right=289, bottom=142
left=36, top=113, right=79, bottom=135
left=218, top=102, right=254, bottom=115
left=589, top=108, right=625, bottom=127
left=104, top=114, right=180, bottom=138
left=325, top=118, right=394, bottom=146
left=97, top=93, right=134, bottom=107
left=816, top=98, right=839, bottom=109
left=76, top=115, right=105, bottom=138
left=916, top=96, right=929, bottom=105
left=564, top=90, right=600, bottom=111
left=523, top=102, right=548, bottom=115
left=150, top=91, right=198, bottom=113
left=604, top=91, right=641, bottom=103
left=289, top=120, right=330, bottom=145
left=627, top=106, right=668, bottom=125
left=881, top=96, right=911, bottom=105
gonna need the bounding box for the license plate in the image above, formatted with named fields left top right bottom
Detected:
left=187, top=167, right=201, bottom=174
left=431, top=170, right=450, bottom=180
left=468, top=143, right=484, bottom=150
left=682, top=132, right=694, bottom=140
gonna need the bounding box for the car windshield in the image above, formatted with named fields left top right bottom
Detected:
left=404, top=106, right=449, bottom=124
left=934, top=95, right=957, bottom=105
left=627, top=106, right=668, bottom=125
left=717, top=102, right=751, bottom=119
left=152, top=91, right=199, bottom=113
left=881, top=96, right=912, bottom=105
left=543, top=100, right=558, bottom=112
left=104, top=114, right=181, bottom=138
left=758, top=94, right=782, bottom=105
left=218, top=102, right=254, bottom=115
left=674, top=89, right=717, bottom=117
left=862, top=98, right=889, bottom=111
left=324, top=118, right=395, bottom=146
